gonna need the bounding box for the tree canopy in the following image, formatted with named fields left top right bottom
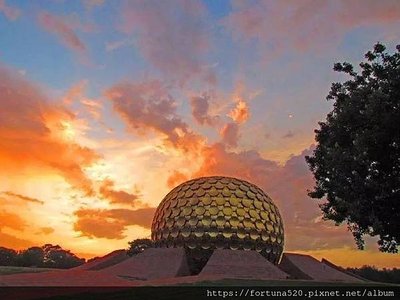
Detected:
left=127, top=238, right=154, bottom=256
left=306, top=43, right=400, bottom=253
left=0, top=245, right=85, bottom=268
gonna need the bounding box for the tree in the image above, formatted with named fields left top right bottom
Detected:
left=20, top=247, right=44, bottom=267
left=306, top=43, right=400, bottom=253
left=0, top=247, right=18, bottom=266
left=127, top=238, right=153, bottom=256
left=347, top=266, right=400, bottom=284
left=42, top=244, right=85, bottom=269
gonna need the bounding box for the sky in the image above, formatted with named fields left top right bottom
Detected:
left=1, top=0, right=399, bottom=268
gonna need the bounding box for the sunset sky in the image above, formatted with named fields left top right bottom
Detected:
left=1, top=0, right=399, bottom=268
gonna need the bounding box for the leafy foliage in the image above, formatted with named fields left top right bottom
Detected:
left=41, top=244, right=85, bottom=268
left=0, top=245, right=85, bottom=268
left=306, top=43, right=400, bottom=253
left=0, top=247, right=18, bottom=266
left=127, top=238, right=154, bottom=256
left=20, top=247, right=44, bottom=267
left=347, top=266, right=400, bottom=284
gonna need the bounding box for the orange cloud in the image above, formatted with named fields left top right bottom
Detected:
left=38, top=227, right=55, bottom=235
left=0, top=65, right=99, bottom=195
left=99, top=179, right=140, bottom=206
left=0, top=210, right=27, bottom=231
left=167, top=170, right=189, bottom=189
left=74, top=207, right=156, bottom=239
left=0, top=231, right=34, bottom=249
left=296, top=247, right=400, bottom=269
left=120, top=0, right=215, bottom=85
left=74, top=212, right=127, bottom=239
left=37, top=11, right=87, bottom=54
left=227, top=99, right=250, bottom=124
left=0, top=0, right=20, bottom=21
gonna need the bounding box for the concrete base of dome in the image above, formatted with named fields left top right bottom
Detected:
left=200, top=249, right=289, bottom=280
left=0, top=249, right=366, bottom=288
left=279, top=253, right=364, bottom=282
left=75, top=249, right=128, bottom=271
left=98, top=248, right=190, bottom=280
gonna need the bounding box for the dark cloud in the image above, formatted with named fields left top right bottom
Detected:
left=2, top=191, right=44, bottom=205
left=282, top=130, right=295, bottom=139
left=190, top=94, right=219, bottom=126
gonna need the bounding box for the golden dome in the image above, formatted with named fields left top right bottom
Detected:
left=151, top=176, right=284, bottom=264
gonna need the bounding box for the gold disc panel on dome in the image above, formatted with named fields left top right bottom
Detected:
left=151, top=176, right=284, bottom=264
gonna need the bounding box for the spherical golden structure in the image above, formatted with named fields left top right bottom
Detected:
left=151, top=176, right=284, bottom=264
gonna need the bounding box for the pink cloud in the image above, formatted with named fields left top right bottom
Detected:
left=120, top=0, right=215, bottom=86
left=224, top=0, right=400, bottom=60
left=83, top=0, right=105, bottom=11
left=80, top=98, right=103, bottom=120
left=37, top=11, right=87, bottom=54
left=220, top=122, right=239, bottom=147
left=0, top=0, right=20, bottom=21
left=104, top=75, right=355, bottom=251
left=191, top=143, right=354, bottom=251
left=62, top=80, right=88, bottom=105
left=105, top=80, right=198, bottom=149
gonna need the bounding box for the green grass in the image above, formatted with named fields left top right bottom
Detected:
left=0, top=266, right=57, bottom=275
